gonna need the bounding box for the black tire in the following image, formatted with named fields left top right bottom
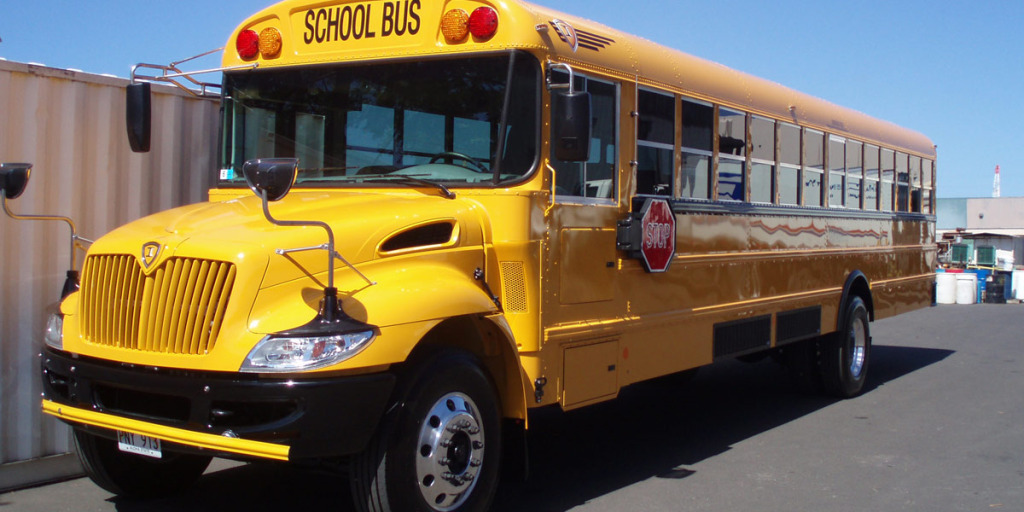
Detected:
left=73, top=429, right=211, bottom=497
left=819, top=296, right=871, bottom=398
left=351, top=351, right=502, bottom=512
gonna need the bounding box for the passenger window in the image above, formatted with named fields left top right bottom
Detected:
left=923, top=159, right=934, bottom=214
left=863, top=144, right=879, bottom=210
left=717, top=107, right=746, bottom=201
left=552, top=74, right=618, bottom=201
left=909, top=156, right=922, bottom=213
left=880, top=148, right=895, bottom=211
left=637, top=89, right=675, bottom=196
left=680, top=99, right=713, bottom=199
left=828, top=135, right=845, bottom=207
left=846, top=140, right=862, bottom=209
left=895, top=152, right=909, bottom=212
left=778, top=122, right=800, bottom=205
left=750, top=116, right=775, bottom=204
left=803, top=129, right=824, bottom=207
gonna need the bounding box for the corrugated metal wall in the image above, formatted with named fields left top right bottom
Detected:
left=0, top=60, right=218, bottom=490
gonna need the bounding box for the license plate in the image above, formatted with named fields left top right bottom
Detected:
left=116, top=431, right=162, bottom=459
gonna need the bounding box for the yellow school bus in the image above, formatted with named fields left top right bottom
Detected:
left=24, top=0, right=935, bottom=510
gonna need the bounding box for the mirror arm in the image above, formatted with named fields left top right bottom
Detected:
left=259, top=189, right=337, bottom=290
left=2, top=196, right=89, bottom=273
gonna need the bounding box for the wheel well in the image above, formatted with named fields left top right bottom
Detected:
left=403, top=316, right=527, bottom=423
left=842, top=272, right=875, bottom=324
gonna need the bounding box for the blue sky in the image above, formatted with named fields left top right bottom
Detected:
left=2, top=1, right=1021, bottom=198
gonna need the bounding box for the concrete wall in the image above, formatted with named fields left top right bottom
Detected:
left=968, top=198, right=1024, bottom=231
left=0, top=60, right=218, bottom=490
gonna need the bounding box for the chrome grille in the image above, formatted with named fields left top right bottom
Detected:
left=80, top=254, right=236, bottom=355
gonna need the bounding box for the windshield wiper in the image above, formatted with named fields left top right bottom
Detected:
left=362, top=175, right=456, bottom=200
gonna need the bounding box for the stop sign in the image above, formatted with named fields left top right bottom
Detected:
left=639, top=198, right=676, bottom=273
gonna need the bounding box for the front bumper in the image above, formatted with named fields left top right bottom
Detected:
left=41, top=347, right=396, bottom=461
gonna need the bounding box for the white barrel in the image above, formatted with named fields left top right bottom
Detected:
left=955, top=274, right=978, bottom=304
left=936, top=273, right=957, bottom=304
left=1014, top=269, right=1024, bottom=300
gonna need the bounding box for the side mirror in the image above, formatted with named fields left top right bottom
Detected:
left=0, top=162, right=32, bottom=199
left=126, top=82, right=152, bottom=153
left=243, top=158, right=298, bottom=202
left=552, top=89, right=592, bottom=162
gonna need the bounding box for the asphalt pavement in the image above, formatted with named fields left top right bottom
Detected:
left=2, top=303, right=1022, bottom=511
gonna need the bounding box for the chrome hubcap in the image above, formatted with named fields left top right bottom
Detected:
left=416, top=392, right=484, bottom=511
left=849, top=316, right=867, bottom=378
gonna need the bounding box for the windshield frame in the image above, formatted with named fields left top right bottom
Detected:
left=216, top=50, right=541, bottom=191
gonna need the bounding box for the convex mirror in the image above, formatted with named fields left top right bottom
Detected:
left=243, top=158, right=299, bottom=202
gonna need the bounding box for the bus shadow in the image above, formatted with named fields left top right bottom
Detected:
left=491, top=344, right=953, bottom=512
left=106, top=345, right=952, bottom=512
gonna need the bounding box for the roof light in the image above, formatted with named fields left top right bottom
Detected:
left=468, top=7, right=498, bottom=39
left=259, top=27, right=282, bottom=58
left=441, top=9, right=470, bottom=41
left=237, top=29, right=260, bottom=60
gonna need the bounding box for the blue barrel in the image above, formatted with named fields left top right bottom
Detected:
left=967, top=269, right=992, bottom=303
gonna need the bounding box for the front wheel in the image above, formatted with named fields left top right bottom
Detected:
left=819, top=296, right=871, bottom=398
left=351, top=351, right=502, bottom=512
left=73, top=429, right=211, bottom=497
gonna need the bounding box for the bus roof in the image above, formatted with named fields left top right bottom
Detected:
left=222, top=0, right=935, bottom=159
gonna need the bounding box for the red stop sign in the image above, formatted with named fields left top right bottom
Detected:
left=639, top=198, right=676, bottom=273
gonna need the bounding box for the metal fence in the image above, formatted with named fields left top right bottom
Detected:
left=0, top=60, right=218, bottom=491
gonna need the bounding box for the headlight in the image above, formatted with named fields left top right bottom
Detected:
left=43, top=305, right=64, bottom=350
left=240, top=330, right=375, bottom=373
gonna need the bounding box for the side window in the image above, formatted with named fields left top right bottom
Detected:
left=803, top=129, right=824, bottom=207
left=750, top=116, right=775, bottom=204
left=880, top=148, right=895, bottom=211
left=828, top=135, right=846, bottom=207
left=636, top=89, right=675, bottom=196
left=552, top=73, right=618, bottom=201
left=846, top=139, right=863, bottom=210
left=909, top=156, right=922, bottom=213
left=923, top=159, right=934, bottom=214
left=680, top=98, right=713, bottom=199
left=863, top=144, right=879, bottom=210
left=778, top=122, right=800, bottom=205
left=717, top=107, right=746, bottom=201
left=895, top=152, right=909, bottom=212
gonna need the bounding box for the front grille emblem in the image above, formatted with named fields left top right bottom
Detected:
left=141, top=242, right=162, bottom=269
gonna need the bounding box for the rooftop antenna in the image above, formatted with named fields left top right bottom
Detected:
left=993, top=165, right=1001, bottom=198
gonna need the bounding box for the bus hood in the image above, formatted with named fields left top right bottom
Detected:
left=91, top=190, right=487, bottom=291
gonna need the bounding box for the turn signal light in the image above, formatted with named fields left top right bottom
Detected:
left=468, top=7, right=498, bottom=39
left=237, top=29, right=260, bottom=60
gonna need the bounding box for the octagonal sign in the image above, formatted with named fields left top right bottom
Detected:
left=639, top=198, right=675, bottom=273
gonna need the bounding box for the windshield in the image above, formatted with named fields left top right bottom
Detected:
left=219, top=52, right=539, bottom=187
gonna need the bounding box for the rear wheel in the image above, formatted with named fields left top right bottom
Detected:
left=351, top=351, right=501, bottom=512
left=73, top=429, right=211, bottom=497
left=819, top=296, right=871, bottom=398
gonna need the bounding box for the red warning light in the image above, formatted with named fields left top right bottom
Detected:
left=236, top=29, right=260, bottom=60
left=468, top=7, right=498, bottom=39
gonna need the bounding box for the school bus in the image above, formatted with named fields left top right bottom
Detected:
left=18, top=0, right=936, bottom=510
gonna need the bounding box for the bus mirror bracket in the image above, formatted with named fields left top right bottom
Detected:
left=547, top=62, right=592, bottom=162
left=126, top=49, right=258, bottom=153
left=242, top=159, right=375, bottom=320
left=1, top=162, right=91, bottom=299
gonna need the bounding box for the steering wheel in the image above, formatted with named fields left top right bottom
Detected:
left=428, top=152, right=490, bottom=173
